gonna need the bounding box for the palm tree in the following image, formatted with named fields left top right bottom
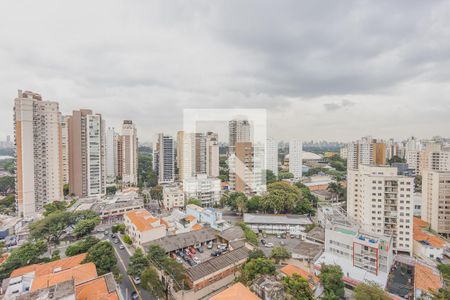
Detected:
left=327, top=182, right=341, bottom=203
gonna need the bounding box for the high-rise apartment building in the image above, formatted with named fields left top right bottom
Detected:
left=105, top=127, right=118, bottom=183
left=347, top=136, right=387, bottom=170
left=153, top=134, right=175, bottom=183
left=266, top=138, right=278, bottom=177
left=14, top=90, right=63, bottom=218
left=67, top=109, right=106, bottom=197
left=177, top=131, right=195, bottom=181
left=61, top=115, right=70, bottom=185
left=228, top=119, right=251, bottom=153
left=206, top=132, right=219, bottom=178
left=421, top=171, right=450, bottom=235
left=195, top=133, right=207, bottom=175
left=289, top=140, right=302, bottom=180
left=119, top=120, right=138, bottom=185
left=347, top=165, right=414, bottom=255
left=183, top=174, right=221, bottom=207
left=419, top=143, right=450, bottom=173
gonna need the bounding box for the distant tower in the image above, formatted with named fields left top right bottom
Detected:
left=120, top=120, right=138, bottom=185
left=289, top=140, right=302, bottom=180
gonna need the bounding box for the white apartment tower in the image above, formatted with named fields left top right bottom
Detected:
left=61, top=115, right=70, bottom=185
left=120, top=120, right=138, bottom=185
left=347, top=165, right=414, bottom=255
left=14, top=90, right=63, bottom=218
left=177, top=131, right=195, bottom=181
left=347, top=136, right=387, bottom=170
left=228, top=119, right=251, bottom=153
left=67, top=109, right=106, bottom=197
left=183, top=175, right=221, bottom=207
left=206, top=132, right=219, bottom=177
left=105, top=127, right=118, bottom=183
left=266, top=138, right=278, bottom=177
left=289, top=140, right=302, bottom=180
left=153, top=134, right=175, bottom=183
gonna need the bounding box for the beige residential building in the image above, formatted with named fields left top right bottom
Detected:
left=421, top=171, right=450, bottom=235
left=119, top=120, right=138, bottom=185
left=347, top=165, right=414, bottom=255
left=162, top=183, right=185, bottom=209
left=61, top=115, right=70, bottom=185
left=419, top=143, right=450, bottom=173
left=206, top=132, right=219, bottom=177
left=67, top=109, right=106, bottom=197
left=347, top=136, right=386, bottom=170
left=124, top=209, right=166, bottom=248
left=14, top=90, right=64, bottom=218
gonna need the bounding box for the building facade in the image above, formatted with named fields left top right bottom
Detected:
left=347, top=136, right=386, bottom=170
left=289, top=139, right=302, bottom=180
left=347, top=165, right=414, bottom=255
left=183, top=175, right=221, bottom=207
left=67, top=109, right=106, bottom=197
left=153, top=133, right=175, bottom=183
left=119, top=120, right=138, bottom=185
left=228, top=119, right=251, bottom=153
left=105, top=127, right=117, bottom=183
left=14, top=90, right=64, bottom=218
left=266, top=138, right=278, bottom=177
left=162, top=183, right=185, bottom=209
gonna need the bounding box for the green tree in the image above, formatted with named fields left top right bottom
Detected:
left=106, top=185, right=117, bottom=195
left=278, top=171, right=294, bottom=179
left=43, top=201, right=67, bottom=216
left=248, top=249, right=266, bottom=260
left=51, top=249, right=61, bottom=261
left=128, top=248, right=150, bottom=277
left=150, top=185, right=163, bottom=201
left=63, top=184, right=70, bottom=196
left=226, top=192, right=247, bottom=211
left=247, top=196, right=261, bottom=213
left=387, top=155, right=406, bottom=165
left=354, top=281, right=390, bottom=300
left=112, top=223, right=125, bottom=234
left=236, top=195, right=247, bottom=214
left=415, top=175, right=422, bottom=193
left=141, top=267, right=165, bottom=298
left=327, top=182, right=343, bottom=203
left=187, top=198, right=202, bottom=207
left=0, top=241, right=47, bottom=280
left=29, top=211, right=73, bottom=246
left=270, top=246, right=291, bottom=264
left=432, top=286, right=450, bottom=300
left=123, top=235, right=132, bottom=245
left=319, top=264, right=344, bottom=300
left=0, top=194, right=15, bottom=215
left=266, top=169, right=277, bottom=184
left=0, top=176, right=14, bottom=196
left=437, top=263, right=450, bottom=281
left=65, top=236, right=100, bottom=256
left=239, top=257, right=276, bottom=284
left=73, top=217, right=101, bottom=237
left=237, top=222, right=258, bottom=245
left=83, top=241, right=117, bottom=275
left=148, top=245, right=167, bottom=264
left=284, top=273, right=314, bottom=300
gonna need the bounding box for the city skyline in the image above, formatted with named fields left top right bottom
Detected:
left=1, top=1, right=450, bottom=142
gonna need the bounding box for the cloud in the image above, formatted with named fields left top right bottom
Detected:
left=0, top=0, right=450, bottom=143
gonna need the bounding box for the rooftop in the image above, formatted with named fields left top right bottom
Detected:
left=414, top=262, right=442, bottom=293
left=186, top=247, right=249, bottom=282
left=219, top=226, right=245, bottom=242
left=210, top=282, right=260, bottom=300
left=16, top=280, right=75, bottom=300
left=306, top=227, right=325, bottom=243
left=243, top=213, right=312, bottom=225
left=125, top=209, right=162, bottom=232
left=292, top=242, right=323, bottom=258
left=413, top=217, right=445, bottom=248
left=280, top=264, right=319, bottom=289
left=75, top=273, right=119, bottom=300
left=144, top=227, right=217, bottom=253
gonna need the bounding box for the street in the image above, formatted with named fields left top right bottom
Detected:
left=102, top=229, right=156, bottom=300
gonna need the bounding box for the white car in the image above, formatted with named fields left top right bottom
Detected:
left=119, top=245, right=125, bottom=250
left=265, top=242, right=274, bottom=248
left=193, top=257, right=201, bottom=264
left=176, top=257, right=183, bottom=263
left=207, top=242, right=213, bottom=249
left=133, top=277, right=141, bottom=285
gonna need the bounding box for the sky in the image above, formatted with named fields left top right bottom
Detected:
left=1, top=0, right=450, bottom=144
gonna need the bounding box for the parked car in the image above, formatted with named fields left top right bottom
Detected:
left=131, top=291, right=139, bottom=300
left=104, top=230, right=109, bottom=235
left=111, top=234, right=116, bottom=238
left=207, top=242, right=213, bottom=249
left=193, top=257, right=201, bottom=264
left=276, top=233, right=281, bottom=238
left=187, top=259, right=196, bottom=266
left=211, top=251, right=220, bottom=257
left=265, top=242, right=274, bottom=248
left=189, top=246, right=196, bottom=254
left=176, top=257, right=183, bottom=263
left=196, top=246, right=204, bottom=253
left=290, top=234, right=295, bottom=239
left=260, top=239, right=266, bottom=245
left=133, top=277, right=141, bottom=285
left=119, top=245, right=125, bottom=250
left=113, top=239, right=119, bottom=244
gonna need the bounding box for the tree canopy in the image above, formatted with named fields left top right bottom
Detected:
left=0, top=241, right=47, bottom=280
left=239, top=257, right=276, bottom=284
left=187, top=198, right=202, bottom=207
left=319, top=264, right=345, bottom=300
left=354, top=281, right=390, bottom=300
left=65, top=236, right=100, bottom=257
left=270, top=246, right=291, bottom=263
left=0, top=176, right=14, bottom=196
left=82, top=241, right=117, bottom=275
left=128, top=248, right=150, bottom=277
left=284, top=274, right=314, bottom=300
left=141, top=267, right=165, bottom=297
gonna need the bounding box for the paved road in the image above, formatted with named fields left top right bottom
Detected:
left=102, top=230, right=156, bottom=300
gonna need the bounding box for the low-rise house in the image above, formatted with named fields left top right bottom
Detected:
left=124, top=209, right=166, bottom=248
left=243, top=213, right=312, bottom=235
left=162, top=183, right=185, bottom=209
left=210, top=282, right=260, bottom=300
left=280, top=264, right=319, bottom=291
left=1, top=253, right=120, bottom=300
left=186, top=204, right=230, bottom=231
left=251, top=275, right=284, bottom=300
left=186, top=246, right=249, bottom=291
left=414, top=262, right=443, bottom=299
left=413, top=217, right=446, bottom=260
left=92, top=191, right=144, bottom=224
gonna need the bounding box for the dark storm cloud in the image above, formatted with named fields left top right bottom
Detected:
left=0, top=0, right=450, bottom=142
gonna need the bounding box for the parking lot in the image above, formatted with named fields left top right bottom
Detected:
left=258, top=234, right=302, bottom=256
left=171, top=240, right=229, bottom=268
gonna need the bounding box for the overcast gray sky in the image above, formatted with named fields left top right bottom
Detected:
left=1, top=0, right=450, bottom=144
